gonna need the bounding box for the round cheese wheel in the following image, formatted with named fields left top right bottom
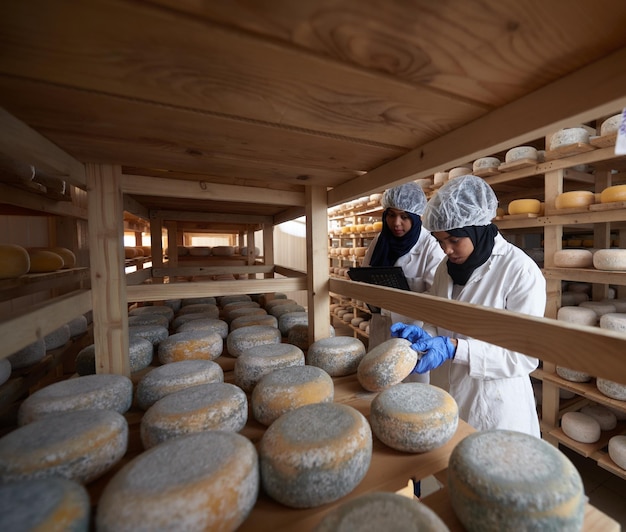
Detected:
left=315, top=491, right=448, bottom=531
left=600, top=312, right=626, bottom=333
left=307, top=336, right=367, bottom=377
left=47, top=247, right=76, bottom=268
left=209, top=245, right=234, bottom=256
left=277, top=311, right=308, bottom=336
left=373, top=221, right=383, bottom=231
left=0, top=409, right=128, bottom=483
left=124, top=247, right=138, bottom=259
left=218, top=294, right=252, bottom=307
left=0, top=477, right=90, bottom=531
left=448, top=430, right=585, bottom=531
left=182, top=296, right=217, bottom=307
left=129, top=305, right=174, bottom=322
left=157, top=330, right=223, bottom=364
left=230, top=313, right=278, bottom=331
left=508, top=199, right=541, bottom=215
left=370, top=383, right=458, bottom=453
left=252, top=365, right=334, bottom=426
left=357, top=338, right=417, bottom=392
left=173, top=314, right=227, bottom=333
left=227, top=307, right=267, bottom=323
left=128, top=313, right=170, bottom=328
left=226, top=325, right=282, bottom=357
left=140, top=382, right=248, bottom=449
left=75, top=337, right=153, bottom=376
left=43, top=324, right=71, bottom=350
left=7, top=339, right=46, bottom=369
left=268, top=303, right=306, bottom=318
left=556, top=366, right=591, bottom=383
left=96, top=431, right=258, bottom=532
left=222, top=300, right=260, bottom=314
left=473, top=157, right=501, bottom=172
left=27, top=249, right=64, bottom=273
left=505, top=146, right=537, bottom=163
left=553, top=249, right=593, bottom=268
left=448, top=166, right=472, bottom=179
left=177, top=303, right=220, bottom=318
left=600, top=114, right=622, bottom=136
left=561, top=411, right=601, bottom=443
left=0, top=244, right=30, bottom=279
left=596, top=378, right=626, bottom=401
left=433, top=171, right=448, bottom=185
left=580, top=404, right=617, bottom=431
left=136, top=360, right=224, bottom=410
left=554, top=190, right=595, bottom=209
left=260, top=402, right=372, bottom=508
left=608, top=435, right=626, bottom=470
left=549, top=127, right=590, bottom=149
left=593, top=249, right=626, bottom=271
left=18, top=374, right=133, bottom=425
left=66, top=315, right=88, bottom=337
left=128, top=324, right=169, bottom=346
left=234, top=343, right=305, bottom=392
left=264, top=298, right=299, bottom=311
left=578, top=300, right=617, bottom=318
left=600, top=184, right=626, bottom=203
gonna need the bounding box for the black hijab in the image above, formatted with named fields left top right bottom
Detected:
left=445, top=223, right=499, bottom=285
left=369, top=208, right=422, bottom=267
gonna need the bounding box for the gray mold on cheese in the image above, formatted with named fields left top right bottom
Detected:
left=226, top=325, right=282, bottom=358
left=307, top=336, right=366, bottom=377
left=157, top=330, right=223, bottom=364
left=234, top=343, right=304, bottom=392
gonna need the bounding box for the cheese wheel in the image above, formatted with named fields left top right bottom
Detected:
left=218, top=294, right=252, bottom=307
left=0, top=244, right=30, bottom=279
left=600, top=184, right=626, bottom=203
left=505, top=146, right=537, bottom=163
left=26, top=249, right=64, bottom=273
left=596, top=378, right=626, bottom=401
left=7, top=339, right=46, bottom=369
left=0, top=358, right=11, bottom=386
left=433, top=171, right=448, bottom=185
left=260, top=403, right=372, bottom=508
left=314, top=492, right=449, bottom=532
left=357, top=338, right=417, bottom=392
left=227, top=306, right=267, bottom=323
left=508, top=199, right=541, bottom=215
left=128, top=324, right=169, bottom=346
left=128, top=313, right=170, bottom=328
left=252, top=366, right=334, bottom=426
left=549, top=127, right=590, bottom=149
left=230, top=313, right=278, bottom=331
left=157, top=330, right=223, bottom=364
left=226, top=325, right=282, bottom=358
left=43, top=324, right=71, bottom=350
left=140, top=382, right=248, bottom=449
left=307, top=336, right=367, bottom=377
left=222, top=300, right=260, bottom=314
left=370, top=383, right=458, bottom=453
left=96, top=431, right=258, bottom=532
left=373, top=221, right=383, bottom=231
left=0, top=477, right=90, bottom=531
left=182, top=296, right=217, bottom=307
left=75, top=337, right=153, bottom=376
left=448, top=166, right=471, bottom=179
left=268, top=304, right=306, bottom=319
left=136, top=360, right=224, bottom=410
left=234, top=343, right=305, bottom=392
left=473, top=157, right=500, bottom=172
left=580, top=404, right=617, bottom=431
left=0, top=409, right=128, bottom=483
left=593, top=249, right=626, bottom=271
left=448, top=430, right=585, bottom=531
left=556, top=366, right=591, bottom=383
left=176, top=303, right=220, bottom=318
left=600, top=114, right=622, bottom=135
left=578, top=300, right=617, bottom=318
left=124, top=246, right=138, bottom=259
left=608, top=435, right=626, bottom=470
left=129, top=305, right=174, bottom=322
left=561, top=411, right=601, bottom=443
left=18, top=374, right=133, bottom=425
left=600, top=312, right=626, bottom=333
left=47, top=247, right=76, bottom=268
left=277, top=311, right=308, bottom=336
left=554, top=190, right=594, bottom=209
left=172, top=313, right=225, bottom=331
left=553, top=249, right=593, bottom=268
left=604, top=298, right=626, bottom=312
left=66, top=314, right=88, bottom=337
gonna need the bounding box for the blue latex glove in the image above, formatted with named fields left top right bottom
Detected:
left=412, top=336, right=456, bottom=373
left=390, top=323, right=431, bottom=344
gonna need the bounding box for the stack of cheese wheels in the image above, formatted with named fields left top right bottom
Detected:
left=259, top=402, right=372, bottom=508
left=75, top=337, right=153, bottom=376
left=210, top=245, right=234, bottom=256
left=600, top=184, right=626, bottom=203
left=553, top=249, right=593, bottom=268
left=561, top=411, right=601, bottom=443
left=549, top=127, right=590, bottom=150
left=593, top=249, right=626, bottom=271
left=96, top=431, right=259, bottom=531
left=7, top=339, right=46, bottom=369
left=252, top=365, right=334, bottom=426
left=0, top=410, right=128, bottom=484
left=505, top=146, right=537, bottom=162
left=135, top=360, right=224, bottom=410
left=230, top=313, right=278, bottom=331
left=226, top=325, right=282, bottom=357
left=307, top=336, right=367, bottom=377
left=608, top=435, right=626, bottom=470
left=234, top=343, right=304, bottom=392
left=596, top=378, right=626, bottom=401
left=580, top=404, right=617, bottom=431
left=369, top=383, right=458, bottom=453
left=448, top=430, right=585, bottom=531
left=157, top=330, right=223, bottom=364
left=0, top=477, right=90, bottom=531
left=554, top=190, right=595, bottom=210
left=357, top=338, right=417, bottom=392
left=17, top=374, right=133, bottom=425
left=140, top=382, right=248, bottom=449
left=129, top=324, right=169, bottom=346
left=314, top=492, right=449, bottom=532
left=0, top=244, right=30, bottom=279
left=507, top=198, right=541, bottom=215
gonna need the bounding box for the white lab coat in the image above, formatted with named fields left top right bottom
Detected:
left=428, top=234, right=545, bottom=437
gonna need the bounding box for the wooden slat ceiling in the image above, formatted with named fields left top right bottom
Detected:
left=1, top=0, right=626, bottom=220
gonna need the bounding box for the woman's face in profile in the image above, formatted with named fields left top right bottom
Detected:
left=432, top=231, right=475, bottom=264
left=385, top=208, right=412, bottom=237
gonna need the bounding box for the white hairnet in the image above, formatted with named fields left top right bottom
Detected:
left=422, top=175, right=498, bottom=231
left=381, top=182, right=427, bottom=215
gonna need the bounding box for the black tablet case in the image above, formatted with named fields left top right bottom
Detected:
left=347, top=266, right=411, bottom=313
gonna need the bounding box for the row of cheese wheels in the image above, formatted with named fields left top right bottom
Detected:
left=124, top=246, right=152, bottom=259
left=331, top=220, right=383, bottom=235
left=329, top=246, right=368, bottom=258
left=0, top=244, right=76, bottom=279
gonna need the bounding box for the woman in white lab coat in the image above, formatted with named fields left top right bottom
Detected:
left=392, top=175, right=545, bottom=437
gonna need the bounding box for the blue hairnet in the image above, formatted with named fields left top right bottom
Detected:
left=422, top=175, right=498, bottom=231
left=381, top=182, right=427, bottom=215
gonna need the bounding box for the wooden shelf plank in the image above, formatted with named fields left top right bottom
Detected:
left=542, top=267, right=626, bottom=286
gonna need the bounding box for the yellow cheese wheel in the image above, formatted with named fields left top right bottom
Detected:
left=27, top=249, right=64, bottom=273
left=600, top=184, right=626, bottom=203
left=48, top=247, right=76, bottom=268
left=507, top=199, right=541, bottom=215
left=372, top=221, right=383, bottom=231
left=124, top=247, right=138, bottom=259
left=0, top=244, right=30, bottom=279
left=554, top=190, right=595, bottom=209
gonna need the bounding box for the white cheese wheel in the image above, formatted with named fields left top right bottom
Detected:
left=549, top=127, right=590, bottom=149
left=593, top=249, right=626, bottom=271
left=128, top=324, right=169, bottom=346
left=234, top=343, right=304, bottom=392
left=230, top=313, right=278, bottom=331
left=209, top=245, right=234, bottom=256
left=129, top=305, right=174, bottom=322
left=600, top=113, right=622, bottom=136
left=578, top=300, right=617, bottom=318
left=140, top=382, right=248, bottom=449
left=0, top=358, right=11, bottom=386
left=508, top=198, right=541, bottom=215
left=43, top=324, right=71, bottom=350
left=600, top=184, right=626, bottom=203
left=433, top=171, right=448, bottom=185
left=0, top=244, right=30, bottom=279
left=226, top=325, right=282, bottom=357
left=307, top=336, right=367, bottom=377
left=0, top=477, right=90, bottom=531
left=370, top=383, right=458, bottom=453
left=18, top=374, right=133, bottom=425
left=260, top=403, right=372, bottom=508
left=604, top=298, right=626, bottom=312
left=608, top=435, right=626, bottom=470
left=7, top=339, right=46, bottom=369
left=27, top=249, right=64, bottom=273
left=505, top=146, right=537, bottom=163
left=75, top=337, right=153, bottom=376
left=357, top=338, right=417, bottom=392
left=554, top=190, right=595, bottom=209
left=278, top=311, right=309, bottom=336
left=561, top=411, right=601, bottom=443
left=448, top=430, right=585, bottom=531
left=556, top=366, right=591, bottom=383
left=96, top=431, right=258, bottom=532
left=157, top=330, right=223, bottom=364
left=314, top=491, right=449, bottom=531
left=580, top=404, right=617, bottom=431
left=448, top=166, right=472, bottom=179
left=472, top=157, right=501, bottom=172
left=176, top=303, right=220, bottom=318
left=136, top=360, right=224, bottom=410
left=252, top=365, right=334, bottom=426
left=0, top=409, right=128, bottom=483
left=596, top=378, right=626, bottom=401
left=175, top=317, right=229, bottom=337
left=600, top=312, right=626, bottom=333
left=553, top=249, right=593, bottom=268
